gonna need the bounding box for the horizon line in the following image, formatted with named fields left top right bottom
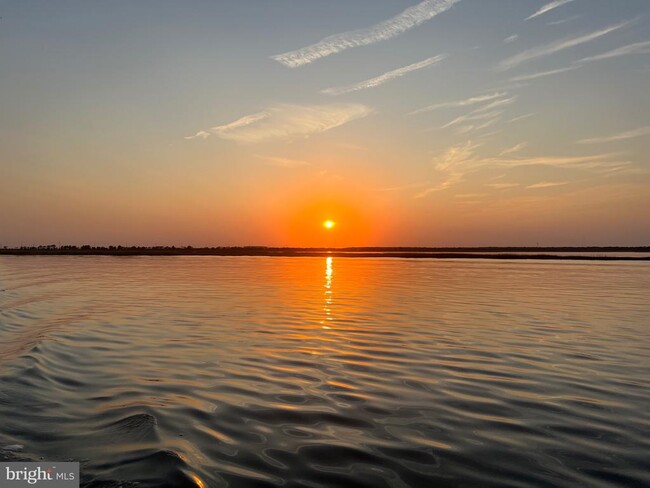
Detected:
left=1, top=245, right=649, bottom=262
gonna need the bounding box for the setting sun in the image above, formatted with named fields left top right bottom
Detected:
left=1, top=2, right=648, bottom=488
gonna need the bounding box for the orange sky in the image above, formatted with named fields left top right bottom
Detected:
left=1, top=1, right=649, bottom=246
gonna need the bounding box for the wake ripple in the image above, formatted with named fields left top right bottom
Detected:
left=0, top=256, right=648, bottom=487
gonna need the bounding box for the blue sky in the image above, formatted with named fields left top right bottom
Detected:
left=1, top=0, right=649, bottom=246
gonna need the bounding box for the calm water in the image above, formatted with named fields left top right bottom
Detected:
left=0, top=256, right=648, bottom=487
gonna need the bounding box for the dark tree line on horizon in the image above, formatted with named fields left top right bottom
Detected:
left=1, top=245, right=648, bottom=252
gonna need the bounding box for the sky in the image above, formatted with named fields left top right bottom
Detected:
left=1, top=0, right=649, bottom=247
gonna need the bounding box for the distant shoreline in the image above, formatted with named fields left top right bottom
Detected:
left=1, top=247, right=649, bottom=261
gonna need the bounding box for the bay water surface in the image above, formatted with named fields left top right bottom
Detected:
left=0, top=256, right=648, bottom=487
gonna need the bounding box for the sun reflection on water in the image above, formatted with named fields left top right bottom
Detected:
left=323, top=257, right=333, bottom=328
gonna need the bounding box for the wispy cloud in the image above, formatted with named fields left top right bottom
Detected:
left=185, top=112, right=269, bottom=140
left=476, top=117, right=502, bottom=130
left=254, top=155, right=311, bottom=168
left=470, top=96, right=517, bottom=113
left=499, top=142, right=528, bottom=156
left=410, top=92, right=506, bottom=115
left=416, top=141, right=483, bottom=197
left=435, top=95, right=515, bottom=134
left=527, top=181, right=569, bottom=189
left=503, top=34, right=518, bottom=43
left=455, top=116, right=502, bottom=135
left=271, top=0, right=460, bottom=68
left=487, top=182, right=520, bottom=189
left=415, top=139, right=636, bottom=198
left=186, top=103, right=372, bottom=143
left=547, top=14, right=582, bottom=26
left=508, top=113, right=535, bottom=123
left=321, top=55, right=446, bottom=95
left=509, top=65, right=579, bottom=82
left=526, top=0, right=575, bottom=21
left=498, top=20, right=631, bottom=70
left=492, top=154, right=634, bottom=180
left=577, top=40, right=650, bottom=63
left=577, top=126, right=650, bottom=144
left=477, top=130, right=501, bottom=140
left=443, top=110, right=503, bottom=128
left=494, top=153, right=619, bottom=168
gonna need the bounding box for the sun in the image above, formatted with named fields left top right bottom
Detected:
left=323, top=220, right=336, bottom=230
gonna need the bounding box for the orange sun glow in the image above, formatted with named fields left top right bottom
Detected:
left=323, top=220, right=336, bottom=230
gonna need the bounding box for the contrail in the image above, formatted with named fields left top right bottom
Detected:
left=322, top=55, right=446, bottom=95
left=271, top=0, right=460, bottom=68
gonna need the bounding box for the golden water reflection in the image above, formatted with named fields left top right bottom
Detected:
left=322, top=257, right=333, bottom=328
left=1, top=257, right=648, bottom=487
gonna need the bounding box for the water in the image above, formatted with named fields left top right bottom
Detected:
left=0, top=256, right=648, bottom=487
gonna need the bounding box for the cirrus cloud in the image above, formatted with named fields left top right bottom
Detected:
left=498, top=20, right=631, bottom=70
left=526, top=0, right=575, bottom=21
left=577, top=126, right=650, bottom=144
left=271, top=0, right=460, bottom=68
left=186, top=103, right=372, bottom=144
left=321, top=55, right=446, bottom=96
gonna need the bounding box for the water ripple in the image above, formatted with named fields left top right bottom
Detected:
left=0, top=256, right=648, bottom=487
